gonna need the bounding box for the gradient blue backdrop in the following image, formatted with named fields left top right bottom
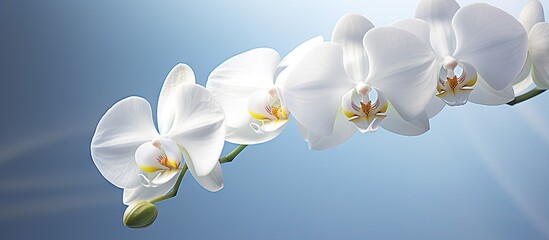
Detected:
left=1, top=0, right=548, bottom=239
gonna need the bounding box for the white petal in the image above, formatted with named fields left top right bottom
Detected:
left=381, top=106, right=430, bottom=136
left=469, top=75, right=515, bottom=105
left=331, top=13, right=374, bottom=83
left=391, top=18, right=431, bottom=45
left=159, top=138, right=183, bottom=166
left=415, top=0, right=460, bottom=57
left=228, top=89, right=288, bottom=144
left=364, top=26, right=437, bottom=121
left=206, top=48, right=280, bottom=130
left=281, top=43, right=355, bottom=136
left=91, top=97, right=159, bottom=189
left=512, top=55, right=533, bottom=88
left=519, top=0, right=545, bottom=33
left=187, top=160, right=224, bottom=192
left=529, top=23, right=549, bottom=89
left=158, top=63, right=196, bottom=135
left=352, top=117, right=383, bottom=133
left=425, top=97, right=446, bottom=118
left=123, top=170, right=181, bottom=205
left=151, top=169, right=180, bottom=186
left=276, top=36, right=324, bottom=87
left=258, top=119, right=288, bottom=133
left=453, top=3, right=528, bottom=90
left=225, top=118, right=286, bottom=145
left=295, top=120, right=309, bottom=141
left=247, top=90, right=278, bottom=121
left=532, top=68, right=549, bottom=90
left=298, top=111, right=356, bottom=151
left=134, top=141, right=169, bottom=172
left=340, top=89, right=363, bottom=118
left=166, top=85, right=225, bottom=177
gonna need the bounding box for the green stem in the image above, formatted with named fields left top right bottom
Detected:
left=150, top=164, right=188, bottom=204
left=149, top=144, right=248, bottom=204
left=219, top=145, right=248, bottom=164
left=507, top=89, right=546, bottom=106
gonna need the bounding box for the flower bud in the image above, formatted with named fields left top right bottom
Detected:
left=123, top=200, right=158, bottom=228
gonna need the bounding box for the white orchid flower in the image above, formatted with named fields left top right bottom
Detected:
left=512, top=0, right=549, bottom=94
left=414, top=0, right=528, bottom=117
left=91, top=64, right=225, bottom=205
left=206, top=37, right=323, bottom=145
left=282, top=14, right=438, bottom=150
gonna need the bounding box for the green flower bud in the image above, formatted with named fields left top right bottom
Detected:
left=123, top=200, right=158, bottom=228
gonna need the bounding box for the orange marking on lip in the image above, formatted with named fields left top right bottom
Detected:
left=447, top=76, right=459, bottom=92
left=360, top=101, right=372, bottom=116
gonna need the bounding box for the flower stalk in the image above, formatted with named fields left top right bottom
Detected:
left=219, top=145, right=248, bottom=164
left=507, top=89, right=546, bottom=106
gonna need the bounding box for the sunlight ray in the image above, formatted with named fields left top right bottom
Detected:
left=0, top=124, right=88, bottom=165
left=0, top=192, right=119, bottom=221
left=0, top=173, right=100, bottom=193
left=515, top=104, right=549, bottom=144
left=458, top=111, right=549, bottom=238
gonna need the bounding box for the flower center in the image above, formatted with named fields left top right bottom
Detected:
left=341, top=84, right=388, bottom=133
left=436, top=57, right=478, bottom=106
left=247, top=88, right=289, bottom=133
left=134, top=138, right=184, bottom=187
left=135, top=138, right=182, bottom=173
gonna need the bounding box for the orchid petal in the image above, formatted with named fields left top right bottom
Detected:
left=331, top=13, right=374, bottom=83
left=469, top=75, right=515, bottom=106
left=425, top=97, right=446, bottom=118
left=295, top=120, right=309, bottom=141
left=529, top=23, right=549, bottom=89
left=453, top=3, right=528, bottom=91
left=158, top=64, right=196, bottom=135
left=123, top=170, right=181, bottom=205
left=239, top=89, right=288, bottom=143
left=225, top=118, right=286, bottom=145
left=247, top=90, right=278, bottom=121
left=297, top=111, right=356, bottom=151
left=276, top=36, right=324, bottom=87
left=258, top=120, right=289, bottom=133
left=391, top=18, right=431, bottom=45
left=187, top=160, right=224, bottom=192
left=206, top=48, right=280, bottom=134
left=351, top=117, right=383, bottom=133
left=91, top=97, right=160, bottom=189
left=133, top=138, right=182, bottom=174
left=512, top=55, right=533, bottom=90
left=159, top=138, right=184, bottom=167
left=279, top=36, right=324, bottom=71
left=364, top=26, right=437, bottom=121
left=415, top=0, right=460, bottom=57
left=151, top=169, right=180, bottom=186
left=381, top=105, right=429, bottom=136
left=281, top=43, right=355, bottom=136
left=166, top=85, right=225, bottom=177
left=519, top=0, right=545, bottom=33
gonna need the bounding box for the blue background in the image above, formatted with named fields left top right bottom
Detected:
left=1, top=0, right=548, bottom=239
